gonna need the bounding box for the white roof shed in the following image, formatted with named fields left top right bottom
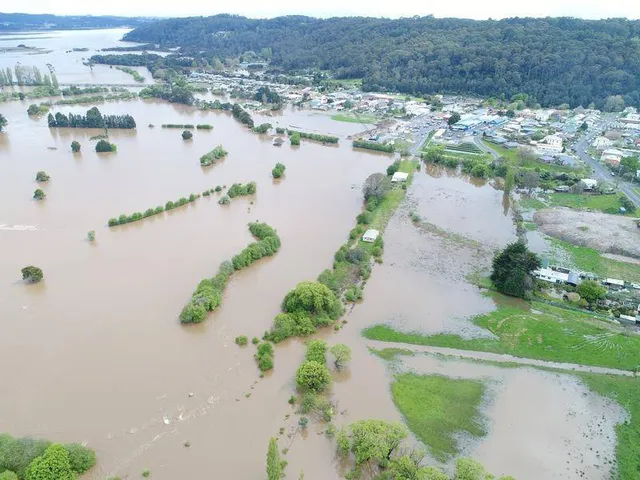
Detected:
left=362, top=229, right=380, bottom=243
left=391, top=172, right=409, bottom=183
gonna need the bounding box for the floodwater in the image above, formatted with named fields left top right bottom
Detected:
left=398, top=354, right=624, bottom=480
left=0, top=29, right=153, bottom=84
left=0, top=29, right=630, bottom=480
left=0, top=91, right=391, bottom=478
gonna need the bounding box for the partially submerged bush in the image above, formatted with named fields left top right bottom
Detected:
left=296, top=361, right=332, bottom=393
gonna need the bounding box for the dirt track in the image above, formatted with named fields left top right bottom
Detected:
left=534, top=207, right=640, bottom=259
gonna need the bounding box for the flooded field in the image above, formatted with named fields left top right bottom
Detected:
left=0, top=28, right=631, bottom=480
left=397, top=354, right=624, bottom=480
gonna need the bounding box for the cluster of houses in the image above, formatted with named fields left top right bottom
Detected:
left=533, top=262, right=640, bottom=325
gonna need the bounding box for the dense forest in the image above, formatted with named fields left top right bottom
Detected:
left=123, top=14, right=640, bottom=108
left=47, top=107, right=136, bottom=129
left=0, top=13, right=151, bottom=31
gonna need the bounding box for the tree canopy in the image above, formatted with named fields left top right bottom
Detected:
left=490, top=242, right=540, bottom=298
left=124, top=14, right=640, bottom=108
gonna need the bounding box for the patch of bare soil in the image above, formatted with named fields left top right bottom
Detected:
left=534, top=207, right=640, bottom=259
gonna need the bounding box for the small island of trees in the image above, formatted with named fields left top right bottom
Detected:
left=182, top=130, right=193, bottom=140
left=21, top=266, right=43, bottom=283
left=231, top=104, right=254, bottom=128
left=200, top=145, right=228, bottom=166
left=35, top=171, right=50, bottom=182
left=227, top=182, right=257, bottom=198
left=353, top=139, right=395, bottom=153
left=47, top=107, right=136, bottom=129
left=95, top=139, right=117, bottom=152
left=272, top=163, right=286, bottom=178
left=288, top=130, right=339, bottom=144
left=27, top=103, right=50, bottom=116
left=33, top=188, right=46, bottom=200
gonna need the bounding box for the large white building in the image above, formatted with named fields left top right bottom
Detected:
left=592, top=136, right=613, bottom=150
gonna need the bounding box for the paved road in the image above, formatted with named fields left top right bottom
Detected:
left=574, top=134, right=640, bottom=208
left=366, top=340, right=635, bottom=377
left=473, top=136, right=499, bottom=160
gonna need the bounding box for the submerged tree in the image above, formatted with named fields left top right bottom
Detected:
left=0, top=113, right=7, bottom=132
left=490, top=241, right=540, bottom=298
left=71, top=141, right=81, bottom=153
left=266, top=438, right=286, bottom=480
left=329, top=344, right=352, bottom=370
left=21, top=266, right=44, bottom=283
left=33, top=189, right=46, bottom=200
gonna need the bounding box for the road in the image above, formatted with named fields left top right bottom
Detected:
left=473, top=136, right=499, bottom=160
left=573, top=121, right=640, bottom=208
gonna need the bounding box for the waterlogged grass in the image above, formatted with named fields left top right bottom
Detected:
left=550, top=238, right=640, bottom=283
left=363, top=300, right=640, bottom=371
left=368, top=347, right=415, bottom=361
left=518, top=196, right=547, bottom=210
left=366, top=159, right=418, bottom=232
left=331, top=113, right=377, bottom=124
left=577, top=373, right=640, bottom=480
left=524, top=222, right=538, bottom=231
left=547, top=193, right=632, bottom=215
left=391, top=373, right=486, bottom=461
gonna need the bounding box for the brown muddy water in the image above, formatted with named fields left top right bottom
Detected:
left=0, top=29, right=154, bottom=85
left=0, top=30, right=628, bottom=480
left=397, top=354, right=624, bottom=480
left=0, top=94, right=392, bottom=478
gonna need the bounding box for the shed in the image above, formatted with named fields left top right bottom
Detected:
left=567, top=271, right=580, bottom=287
left=362, top=229, right=380, bottom=243
left=604, top=278, right=625, bottom=288
left=618, top=314, right=637, bottom=326
left=391, top=172, right=409, bottom=183
left=580, top=179, right=598, bottom=191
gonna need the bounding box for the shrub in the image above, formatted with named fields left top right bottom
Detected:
left=386, top=160, right=400, bottom=176
left=182, top=130, right=193, bottom=140
left=305, top=339, right=328, bottom=364
left=276, top=127, right=285, bottom=134
left=344, top=286, right=363, bottom=302
left=444, top=157, right=459, bottom=169
left=296, top=361, right=332, bottom=392
left=33, top=189, right=46, bottom=200
left=272, top=163, right=286, bottom=178
left=290, top=132, right=301, bottom=146
left=252, top=337, right=260, bottom=345
left=87, top=230, right=96, bottom=242
left=200, top=145, right=227, bottom=166
left=256, top=342, right=275, bottom=371
left=179, top=303, right=207, bottom=324
left=25, top=444, right=75, bottom=480
left=235, top=335, right=248, bottom=346
left=219, top=195, right=231, bottom=205
left=21, top=266, right=43, bottom=283
left=71, top=141, right=81, bottom=152
left=345, top=247, right=369, bottom=265
left=35, top=171, right=50, bottom=182
left=0, top=472, right=18, bottom=480
left=372, top=246, right=383, bottom=257
left=142, top=470, right=150, bottom=478
left=95, top=139, right=116, bottom=152
left=215, top=185, right=222, bottom=192
left=356, top=211, right=371, bottom=225
left=64, top=443, right=96, bottom=473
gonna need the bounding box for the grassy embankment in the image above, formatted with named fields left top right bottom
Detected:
left=549, top=238, right=640, bottom=283
left=360, top=159, right=418, bottom=245
left=364, top=299, right=640, bottom=371
left=545, top=193, right=635, bottom=215
left=331, top=113, right=378, bottom=124
left=391, top=374, right=486, bottom=461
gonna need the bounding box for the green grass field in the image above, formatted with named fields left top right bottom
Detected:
left=481, top=140, right=585, bottom=174
left=391, top=374, right=486, bottom=461
left=546, top=193, right=632, bottom=215
left=550, top=238, right=640, bottom=283
left=363, top=300, right=640, bottom=371
left=331, top=113, right=378, bottom=124
left=577, top=373, right=640, bottom=480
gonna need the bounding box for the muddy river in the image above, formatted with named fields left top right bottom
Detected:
left=0, top=30, right=626, bottom=480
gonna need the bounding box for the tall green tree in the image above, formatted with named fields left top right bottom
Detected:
left=447, top=112, right=461, bottom=125
left=341, top=420, right=407, bottom=466
left=577, top=280, right=607, bottom=306
left=490, top=242, right=540, bottom=298
left=266, top=438, right=285, bottom=480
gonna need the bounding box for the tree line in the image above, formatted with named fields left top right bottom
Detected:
left=47, top=107, right=136, bottom=129
left=0, top=65, right=58, bottom=88
left=123, top=14, right=640, bottom=108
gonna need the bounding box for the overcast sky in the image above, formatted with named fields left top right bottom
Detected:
left=8, top=0, right=640, bottom=20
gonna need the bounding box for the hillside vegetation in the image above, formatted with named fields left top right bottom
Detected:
left=124, top=14, right=640, bottom=108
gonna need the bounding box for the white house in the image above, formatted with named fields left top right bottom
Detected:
left=362, top=229, right=380, bottom=243
left=580, top=179, right=598, bottom=191
left=592, top=136, right=613, bottom=150
left=391, top=172, right=409, bottom=183
left=533, top=267, right=569, bottom=284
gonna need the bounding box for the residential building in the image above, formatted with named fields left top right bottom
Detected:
left=601, top=148, right=624, bottom=166
left=592, top=136, right=613, bottom=150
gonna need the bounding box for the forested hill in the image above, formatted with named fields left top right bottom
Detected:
left=124, top=14, right=640, bottom=108
left=0, top=13, right=152, bottom=31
